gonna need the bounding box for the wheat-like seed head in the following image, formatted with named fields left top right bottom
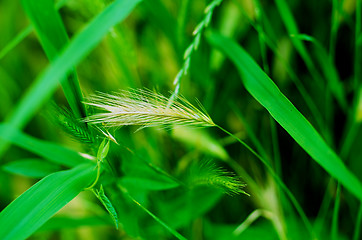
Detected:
left=83, top=89, right=215, bottom=129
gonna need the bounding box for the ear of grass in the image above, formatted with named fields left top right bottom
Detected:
left=0, top=123, right=89, bottom=167
left=186, top=160, right=248, bottom=196
left=0, top=0, right=141, bottom=158
left=2, top=158, right=61, bottom=178
left=22, top=0, right=86, bottom=120
left=207, top=31, right=362, bottom=201
left=0, top=163, right=96, bottom=240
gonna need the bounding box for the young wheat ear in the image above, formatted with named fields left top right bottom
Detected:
left=83, top=89, right=215, bottom=129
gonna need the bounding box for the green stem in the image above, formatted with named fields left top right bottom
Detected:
left=331, top=183, right=341, bottom=240
left=353, top=203, right=362, bottom=240
left=216, top=124, right=317, bottom=240
left=118, top=185, right=187, bottom=240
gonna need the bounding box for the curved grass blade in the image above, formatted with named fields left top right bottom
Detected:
left=0, top=163, right=96, bottom=240
left=207, top=31, right=362, bottom=201
left=22, top=0, right=86, bottom=120
left=0, top=0, right=142, bottom=157
left=0, top=123, right=89, bottom=167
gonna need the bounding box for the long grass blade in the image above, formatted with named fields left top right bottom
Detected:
left=0, top=123, right=89, bottom=167
left=22, top=0, right=86, bottom=119
left=0, top=0, right=141, bottom=158
left=0, top=164, right=96, bottom=240
left=207, top=31, right=362, bottom=201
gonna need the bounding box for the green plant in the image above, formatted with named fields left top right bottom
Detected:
left=0, top=0, right=362, bottom=239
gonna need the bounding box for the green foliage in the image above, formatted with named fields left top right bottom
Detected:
left=53, top=106, right=94, bottom=144
left=186, top=160, right=248, bottom=196
left=93, top=185, right=119, bottom=229
left=0, top=164, right=96, bottom=240
left=207, top=31, right=362, bottom=201
left=0, top=0, right=361, bottom=239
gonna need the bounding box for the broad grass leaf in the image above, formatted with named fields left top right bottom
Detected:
left=0, top=123, right=89, bottom=167
left=207, top=31, right=362, bottom=201
left=0, top=163, right=96, bottom=240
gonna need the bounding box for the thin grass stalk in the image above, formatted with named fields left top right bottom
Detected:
left=353, top=203, right=362, bottom=240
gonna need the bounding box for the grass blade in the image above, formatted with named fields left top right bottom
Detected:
left=274, top=0, right=324, bottom=89
left=0, top=123, right=89, bottom=167
left=0, top=0, right=141, bottom=157
left=0, top=25, right=32, bottom=60
left=119, top=185, right=187, bottom=240
left=0, top=163, right=96, bottom=240
left=207, top=31, right=362, bottom=201
left=2, top=158, right=61, bottom=178
left=0, top=0, right=68, bottom=60
left=21, top=0, right=86, bottom=119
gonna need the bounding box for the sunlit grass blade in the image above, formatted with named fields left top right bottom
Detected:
left=0, top=0, right=142, bottom=158
left=22, top=0, right=86, bottom=120
left=0, top=123, right=89, bottom=167
left=0, top=164, right=96, bottom=240
left=207, top=31, right=362, bottom=201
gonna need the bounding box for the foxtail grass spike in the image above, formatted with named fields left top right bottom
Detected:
left=84, top=89, right=215, bottom=129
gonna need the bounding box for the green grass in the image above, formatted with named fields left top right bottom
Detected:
left=0, top=0, right=361, bottom=239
